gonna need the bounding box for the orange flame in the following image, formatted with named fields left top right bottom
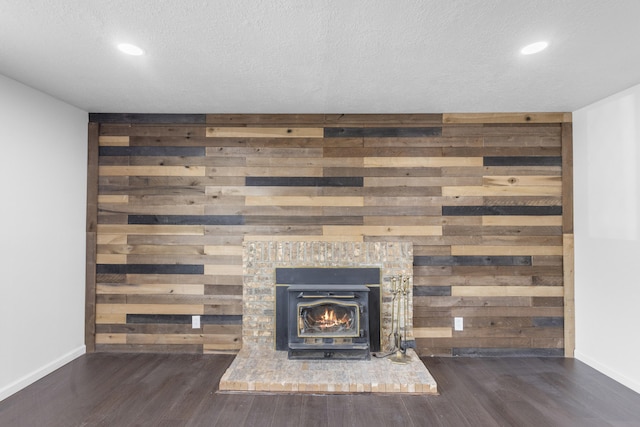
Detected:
left=316, top=307, right=352, bottom=329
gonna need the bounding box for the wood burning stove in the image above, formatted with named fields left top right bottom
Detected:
left=274, top=267, right=381, bottom=359
left=287, top=285, right=371, bottom=360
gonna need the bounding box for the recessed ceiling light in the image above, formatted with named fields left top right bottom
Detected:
left=117, top=43, right=145, bottom=56
left=521, top=41, right=548, bottom=55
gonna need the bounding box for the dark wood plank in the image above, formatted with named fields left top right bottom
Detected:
left=325, top=127, right=442, bottom=138
left=205, top=113, right=326, bottom=126
left=94, top=344, right=204, bottom=353
left=99, top=124, right=207, bottom=137
left=323, top=146, right=443, bottom=157
left=324, top=113, right=443, bottom=127
left=204, top=113, right=443, bottom=127
left=562, top=122, right=574, bottom=234
left=90, top=113, right=206, bottom=124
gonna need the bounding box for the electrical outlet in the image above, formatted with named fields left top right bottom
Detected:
left=192, top=315, right=201, bottom=329
left=454, top=317, right=463, bottom=331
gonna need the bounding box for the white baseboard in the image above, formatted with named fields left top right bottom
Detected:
left=0, top=345, right=86, bottom=402
left=575, top=350, right=640, bottom=394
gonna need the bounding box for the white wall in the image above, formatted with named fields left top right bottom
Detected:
left=573, top=82, right=640, bottom=393
left=0, top=74, right=87, bottom=401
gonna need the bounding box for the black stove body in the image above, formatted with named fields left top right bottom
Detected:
left=285, top=284, right=371, bottom=360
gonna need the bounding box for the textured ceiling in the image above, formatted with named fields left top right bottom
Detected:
left=1, top=1, right=640, bottom=113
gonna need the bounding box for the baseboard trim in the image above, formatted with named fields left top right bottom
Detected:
left=0, top=345, right=86, bottom=402
left=575, top=350, right=640, bottom=394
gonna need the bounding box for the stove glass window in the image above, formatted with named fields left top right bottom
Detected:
left=297, top=299, right=359, bottom=338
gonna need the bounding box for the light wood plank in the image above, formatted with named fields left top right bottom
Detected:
left=442, top=113, right=569, bottom=124
left=451, top=286, right=564, bottom=297
left=482, top=176, right=561, bottom=187
left=451, top=245, right=563, bottom=256
left=364, top=157, right=483, bottom=168
left=564, top=233, right=575, bottom=357
left=99, top=165, right=206, bottom=177
left=97, top=234, right=127, bottom=244
left=244, top=235, right=364, bottom=242
left=206, top=186, right=320, bottom=197
left=203, top=334, right=243, bottom=346
left=413, top=327, right=453, bottom=338
left=204, top=245, right=243, bottom=256
left=98, top=195, right=129, bottom=204
left=96, top=313, right=127, bottom=324
left=96, top=254, right=127, bottom=264
left=204, top=264, right=243, bottom=275
left=95, top=333, right=127, bottom=344
left=206, top=127, right=324, bottom=138
left=203, top=343, right=243, bottom=352
left=98, top=135, right=130, bottom=146
left=323, top=225, right=442, bottom=236
left=482, top=216, right=563, bottom=226
left=207, top=167, right=323, bottom=177
left=245, top=196, right=364, bottom=207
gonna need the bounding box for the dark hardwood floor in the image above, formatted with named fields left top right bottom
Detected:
left=1, top=353, right=639, bottom=426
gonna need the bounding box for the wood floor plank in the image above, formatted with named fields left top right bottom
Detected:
left=326, top=394, right=356, bottom=427
left=299, top=395, right=329, bottom=427
left=2, top=354, right=640, bottom=427
left=271, top=394, right=305, bottom=427
left=184, top=393, right=236, bottom=427
left=350, top=395, right=416, bottom=427
left=424, top=358, right=500, bottom=426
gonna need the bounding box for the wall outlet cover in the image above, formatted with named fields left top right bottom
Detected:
left=192, top=315, right=201, bottom=329
left=454, top=317, right=463, bottom=331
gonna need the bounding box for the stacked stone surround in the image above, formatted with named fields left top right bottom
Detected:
left=242, top=241, right=414, bottom=352
left=218, top=240, right=437, bottom=395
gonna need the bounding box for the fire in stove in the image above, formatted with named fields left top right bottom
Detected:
left=301, top=304, right=353, bottom=334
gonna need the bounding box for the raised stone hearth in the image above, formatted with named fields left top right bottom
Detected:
left=219, top=348, right=436, bottom=394
left=218, top=241, right=438, bottom=394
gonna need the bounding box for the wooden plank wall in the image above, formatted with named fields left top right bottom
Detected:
left=88, top=113, right=574, bottom=356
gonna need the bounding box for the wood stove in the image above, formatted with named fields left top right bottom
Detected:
left=287, top=284, right=371, bottom=360
left=274, top=267, right=382, bottom=359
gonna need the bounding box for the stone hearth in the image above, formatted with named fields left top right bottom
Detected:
left=219, top=348, right=436, bottom=393
left=218, top=241, right=438, bottom=394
